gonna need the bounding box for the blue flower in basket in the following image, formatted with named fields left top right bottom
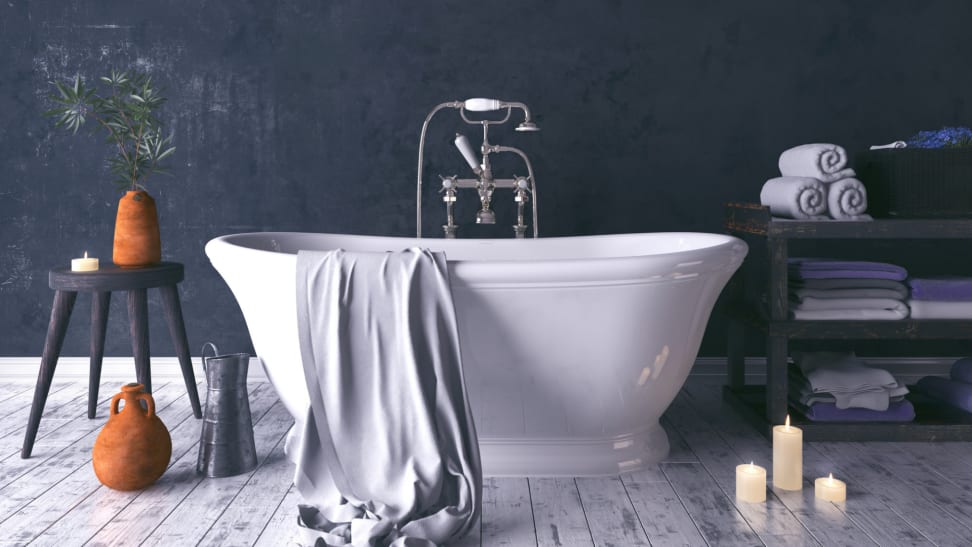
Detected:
left=907, top=126, right=972, bottom=148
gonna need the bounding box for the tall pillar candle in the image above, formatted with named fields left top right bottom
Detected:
left=773, top=415, right=803, bottom=490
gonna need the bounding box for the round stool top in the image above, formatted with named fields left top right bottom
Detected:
left=49, top=262, right=184, bottom=291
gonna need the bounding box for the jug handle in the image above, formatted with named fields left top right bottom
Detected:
left=110, top=393, right=124, bottom=416
left=135, top=393, right=156, bottom=418
left=201, top=342, right=221, bottom=373
left=109, top=391, right=154, bottom=417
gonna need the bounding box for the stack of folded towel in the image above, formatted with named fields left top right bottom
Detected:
left=788, top=258, right=910, bottom=320
left=789, top=351, right=914, bottom=422
left=914, top=357, right=972, bottom=414
left=760, top=143, right=872, bottom=220
left=907, top=277, right=972, bottom=319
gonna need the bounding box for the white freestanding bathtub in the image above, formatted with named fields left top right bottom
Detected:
left=205, top=232, right=747, bottom=476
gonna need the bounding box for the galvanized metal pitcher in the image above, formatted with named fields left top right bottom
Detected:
left=196, top=342, right=257, bottom=478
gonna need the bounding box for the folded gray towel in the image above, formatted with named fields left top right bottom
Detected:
left=908, top=299, right=972, bottom=319
left=790, top=287, right=909, bottom=301
left=788, top=358, right=907, bottom=411
left=790, top=278, right=910, bottom=293
left=791, top=307, right=909, bottom=320
left=792, top=296, right=907, bottom=312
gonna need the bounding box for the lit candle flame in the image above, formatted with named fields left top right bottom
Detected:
left=749, top=461, right=754, bottom=470
left=784, top=414, right=790, bottom=429
left=84, top=251, right=88, bottom=259
left=828, top=473, right=834, bottom=485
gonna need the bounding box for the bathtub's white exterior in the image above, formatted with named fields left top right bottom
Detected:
left=205, top=232, right=747, bottom=476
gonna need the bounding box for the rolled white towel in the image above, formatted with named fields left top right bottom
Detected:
left=760, top=176, right=828, bottom=219
left=779, top=143, right=855, bottom=183
left=827, top=177, right=872, bottom=220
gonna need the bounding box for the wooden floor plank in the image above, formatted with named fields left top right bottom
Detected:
left=529, top=478, right=593, bottom=547
left=575, top=476, right=651, bottom=546
left=681, top=384, right=882, bottom=547
left=0, top=382, right=114, bottom=459
left=813, top=441, right=971, bottom=546
left=660, top=415, right=698, bottom=463
left=0, top=382, right=88, bottom=442
left=481, top=477, right=537, bottom=546
left=81, top=384, right=278, bottom=547
left=622, top=467, right=707, bottom=546
left=666, top=392, right=819, bottom=546
left=196, top=424, right=294, bottom=546
left=253, top=484, right=301, bottom=547
left=0, top=383, right=40, bottom=416
left=660, top=462, right=763, bottom=547
left=144, top=402, right=292, bottom=545
left=34, top=383, right=205, bottom=544
left=855, top=442, right=972, bottom=529
left=0, top=378, right=971, bottom=546
left=0, top=384, right=182, bottom=521
left=0, top=383, right=191, bottom=545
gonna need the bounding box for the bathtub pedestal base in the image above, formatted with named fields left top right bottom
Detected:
left=478, top=423, right=669, bottom=477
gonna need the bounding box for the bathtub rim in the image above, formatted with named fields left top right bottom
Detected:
left=205, top=231, right=748, bottom=288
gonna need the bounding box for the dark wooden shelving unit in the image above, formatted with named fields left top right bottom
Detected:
left=723, top=202, right=972, bottom=441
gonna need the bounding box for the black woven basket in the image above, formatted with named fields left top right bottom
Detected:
left=855, top=148, right=972, bottom=218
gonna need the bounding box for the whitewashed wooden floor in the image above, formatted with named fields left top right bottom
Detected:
left=1, top=378, right=971, bottom=546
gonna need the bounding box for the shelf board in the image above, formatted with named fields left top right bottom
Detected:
left=728, top=304, right=972, bottom=339
left=723, top=385, right=972, bottom=441
left=725, top=202, right=972, bottom=239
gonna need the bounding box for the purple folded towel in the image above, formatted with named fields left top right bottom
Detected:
left=908, top=277, right=972, bottom=301
left=952, top=357, right=972, bottom=385
left=915, top=376, right=972, bottom=414
left=788, top=259, right=908, bottom=281
left=802, top=400, right=915, bottom=422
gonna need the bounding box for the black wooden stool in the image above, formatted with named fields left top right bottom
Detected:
left=22, top=261, right=203, bottom=458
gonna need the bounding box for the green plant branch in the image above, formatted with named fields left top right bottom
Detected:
left=44, top=70, right=174, bottom=192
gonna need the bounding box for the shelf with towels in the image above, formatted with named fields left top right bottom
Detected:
left=723, top=202, right=972, bottom=441
left=727, top=303, right=972, bottom=339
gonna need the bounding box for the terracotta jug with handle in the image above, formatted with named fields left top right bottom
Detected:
left=92, top=383, right=171, bottom=491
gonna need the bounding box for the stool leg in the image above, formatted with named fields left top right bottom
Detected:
left=22, top=290, right=77, bottom=458
left=159, top=285, right=202, bottom=418
left=89, top=291, right=111, bottom=419
left=128, top=288, right=151, bottom=393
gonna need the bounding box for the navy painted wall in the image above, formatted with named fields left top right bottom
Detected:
left=2, top=1, right=972, bottom=358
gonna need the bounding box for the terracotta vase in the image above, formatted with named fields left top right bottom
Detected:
left=92, top=383, right=172, bottom=491
left=113, top=190, right=161, bottom=268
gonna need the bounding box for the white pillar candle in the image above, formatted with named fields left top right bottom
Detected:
left=71, top=251, right=99, bottom=272
left=735, top=462, right=767, bottom=502
left=773, top=415, right=803, bottom=490
left=815, top=473, right=846, bottom=502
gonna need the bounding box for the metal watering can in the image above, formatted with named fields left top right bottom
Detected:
left=197, top=342, right=257, bottom=478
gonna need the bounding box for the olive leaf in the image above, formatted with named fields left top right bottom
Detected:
left=44, top=70, right=176, bottom=192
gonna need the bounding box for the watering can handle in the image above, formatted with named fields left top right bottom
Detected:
left=201, top=342, right=220, bottom=372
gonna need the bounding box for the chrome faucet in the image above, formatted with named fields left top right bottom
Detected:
left=416, top=98, right=540, bottom=239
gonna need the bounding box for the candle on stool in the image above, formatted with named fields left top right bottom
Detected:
left=736, top=461, right=767, bottom=502
left=71, top=251, right=99, bottom=272
left=773, top=415, right=803, bottom=490
left=815, top=473, right=846, bottom=502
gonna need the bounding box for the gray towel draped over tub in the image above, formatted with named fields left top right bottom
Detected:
left=292, top=248, right=481, bottom=547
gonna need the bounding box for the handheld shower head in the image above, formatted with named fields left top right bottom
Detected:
left=515, top=121, right=540, bottom=132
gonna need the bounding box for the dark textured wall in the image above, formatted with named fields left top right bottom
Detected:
left=2, top=1, right=972, bottom=358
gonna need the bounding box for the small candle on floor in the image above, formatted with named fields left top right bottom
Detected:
left=71, top=251, right=99, bottom=272
left=815, top=473, right=846, bottom=502
left=736, top=461, right=767, bottom=502
left=773, top=414, right=803, bottom=490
